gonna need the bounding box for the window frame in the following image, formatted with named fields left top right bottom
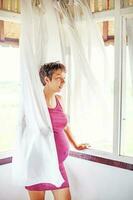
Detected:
left=68, top=0, right=133, bottom=164
left=0, top=1, right=133, bottom=165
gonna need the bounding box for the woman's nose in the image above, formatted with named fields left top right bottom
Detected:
left=62, top=79, right=65, bottom=84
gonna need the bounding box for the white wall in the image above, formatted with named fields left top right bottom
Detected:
left=65, top=157, right=133, bottom=200
left=0, top=163, right=53, bottom=200
left=0, top=156, right=133, bottom=200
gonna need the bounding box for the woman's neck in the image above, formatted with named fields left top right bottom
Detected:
left=43, top=87, right=56, bottom=107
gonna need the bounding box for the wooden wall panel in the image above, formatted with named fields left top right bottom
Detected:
left=0, top=20, right=4, bottom=41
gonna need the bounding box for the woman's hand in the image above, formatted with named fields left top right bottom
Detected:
left=74, top=143, right=91, bottom=150
left=63, top=125, right=91, bottom=151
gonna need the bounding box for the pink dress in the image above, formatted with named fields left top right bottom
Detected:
left=25, top=97, right=70, bottom=191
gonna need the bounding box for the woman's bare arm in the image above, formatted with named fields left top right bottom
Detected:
left=64, top=125, right=90, bottom=150
left=56, top=95, right=91, bottom=150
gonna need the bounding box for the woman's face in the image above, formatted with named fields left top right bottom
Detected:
left=45, top=69, right=66, bottom=93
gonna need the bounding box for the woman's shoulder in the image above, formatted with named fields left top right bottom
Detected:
left=56, top=94, right=63, bottom=105
left=56, top=94, right=62, bottom=100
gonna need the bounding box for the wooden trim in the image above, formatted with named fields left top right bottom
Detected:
left=0, top=0, right=3, bottom=9
left=0, top=19, right=4, bottom=41
left=1, top=150, right=133, bottom=172
left=103, top=21, right=109, bottom=41
left=69, top=151, right=133, bottom=171
left=0, top=37, right=19, bottom=47
left=0, top=157, right=12, bottom=165
left=3, top=37, right=19, bottom=42
left=106, top=0, right=110, bottom=10
left=104, top=35, right=114, bottom=45
left=0, top=37, right=19, bottom=44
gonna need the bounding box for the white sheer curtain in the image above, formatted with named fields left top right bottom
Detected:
left=12, top=0, right=110, bottom=186
left=12, top=0, right=64, bottom=187
left=56, top=0, right=111, bottom=144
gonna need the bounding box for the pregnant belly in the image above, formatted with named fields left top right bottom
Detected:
left=54, top=131, right=70, bottom=162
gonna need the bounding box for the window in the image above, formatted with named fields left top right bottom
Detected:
left=89, top=0, right=115, bottom=12
left=121, top=0, right=133, bottom=8
left=0, top=21, right=20, bottom=152
left=71, top=20, right=114, bottom=153
left=1, top=0, right=20, bottom=13
left=121, top=17, right=133, bottom=157
left=97, top=20, right=114, bottom=152
left=71, top=1, right=133, bottom=163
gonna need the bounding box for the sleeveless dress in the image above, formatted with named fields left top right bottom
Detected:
left=25, top=96, right=70, bottom=191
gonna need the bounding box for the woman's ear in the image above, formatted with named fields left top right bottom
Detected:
left=44, top=76, right=50, bottom=85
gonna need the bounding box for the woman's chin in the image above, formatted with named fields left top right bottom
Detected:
left=57, top=87, right=62, bottom=92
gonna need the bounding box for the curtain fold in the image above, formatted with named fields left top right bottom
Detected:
left=56, top=0, right=111, bottom=144
left=12, top=0, right=64, bottom=187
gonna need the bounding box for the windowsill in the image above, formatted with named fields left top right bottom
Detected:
left=0, top=150, right=13, bottom=165
left=0, top=149, right=133, bottom=171
left=69, top=148, right=133, bottom=171
left=0, top=157, right=12, bottom=165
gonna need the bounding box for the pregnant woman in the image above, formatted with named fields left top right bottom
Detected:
left=25, top=62, right=90, bottom=200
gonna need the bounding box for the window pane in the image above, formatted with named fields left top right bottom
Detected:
left=0, top=46, right=20, bottom=152
left=73, top=20, right=114, bottom=152
left=121, top=18, right=133, bottom=157
left=1, top=0, right=20, bottom=13
left=121, top=0, right=133, bottom=8
left=89, top=0, right=115, bottom=13
left=92, top=20, right=114, bottom=152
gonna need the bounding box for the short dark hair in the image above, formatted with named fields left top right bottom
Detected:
left=39, top=61, right=66, bottom=86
